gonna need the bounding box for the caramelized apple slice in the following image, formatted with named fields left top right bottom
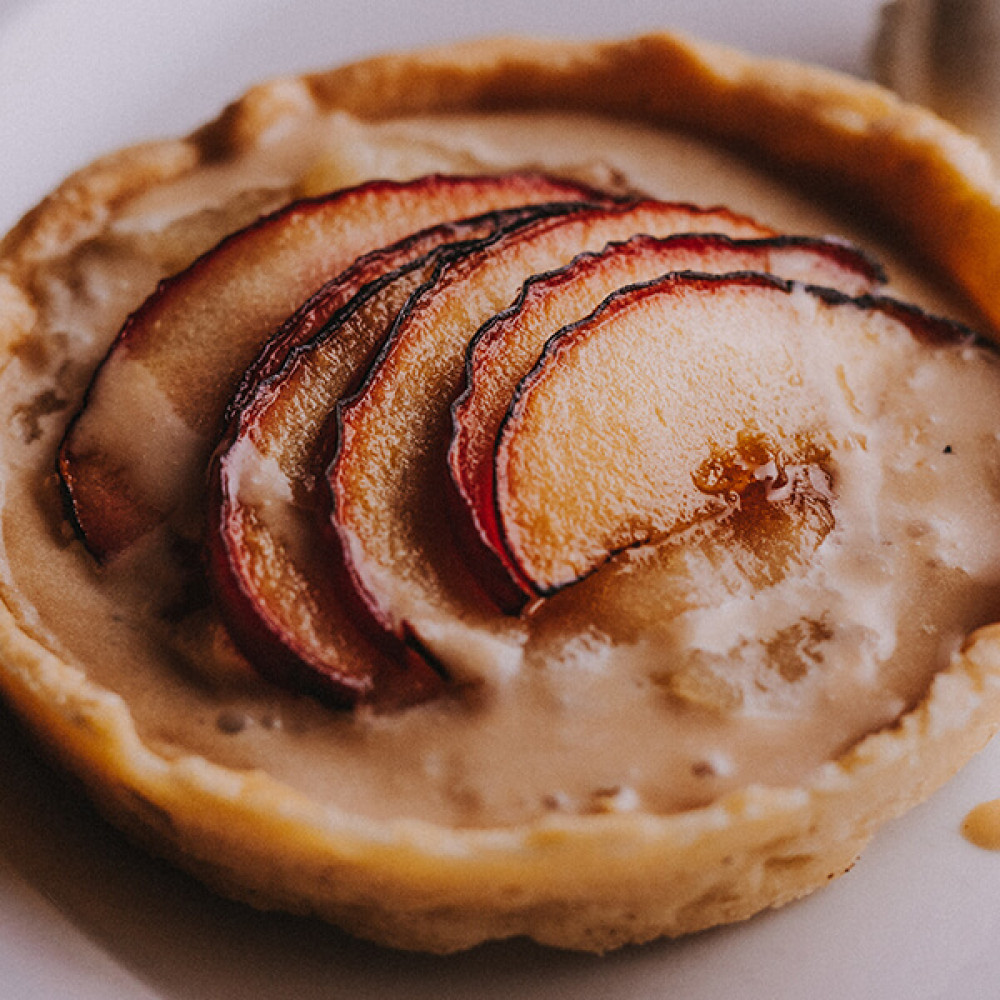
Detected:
left=209, top=205, right=584, bottom=700
left=449, top=232, right=885, bottom=601
left=59, top=172, right=600, bottom=560
left=494, top=274, right=973, bottom=596
left=328, top=201, right=773, bottom=674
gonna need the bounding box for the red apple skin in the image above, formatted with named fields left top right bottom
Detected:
left=449, top=232, right=886, bottom=606
left=59, top=172, right=606, bottom=562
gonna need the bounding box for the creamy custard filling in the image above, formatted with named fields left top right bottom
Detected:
left=3, top=109, right=1000, bottom=829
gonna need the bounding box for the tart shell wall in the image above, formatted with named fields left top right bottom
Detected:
left=3, top=32, right=1000, bottom=953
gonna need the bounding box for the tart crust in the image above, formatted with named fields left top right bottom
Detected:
left=3, top=32, right=1000, bottom=953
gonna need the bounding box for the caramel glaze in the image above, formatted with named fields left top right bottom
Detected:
left=963, top=800, right=1000, bottom=850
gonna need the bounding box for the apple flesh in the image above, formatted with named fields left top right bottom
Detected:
left=58, top=172, right=602, bottom=560
left=449, top=232, right=885, bottom=601
left=327, top=200, right=775, bottom=667
left=493, top=273, right=972, bottom=596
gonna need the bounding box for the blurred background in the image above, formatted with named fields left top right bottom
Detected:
left=1, top=0, right=889, bottom=234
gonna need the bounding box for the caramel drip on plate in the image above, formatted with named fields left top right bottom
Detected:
left=961, top=799, right=1000, bottom=851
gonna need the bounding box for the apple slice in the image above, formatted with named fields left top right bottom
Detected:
left=493, top=273, right=974, bottom=596
left=449, top=232, right=885, bottom=602
left=208, top=204, right=589, bottom=703
left=328, top=200, right=774, bottom=674
left=58, top=172, right=602, bottom=560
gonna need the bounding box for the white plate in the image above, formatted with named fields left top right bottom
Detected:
left=2, top=2, right=999, bottom=998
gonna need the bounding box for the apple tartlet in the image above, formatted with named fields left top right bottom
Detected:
left=3, top=33, right=1000, bottom=953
